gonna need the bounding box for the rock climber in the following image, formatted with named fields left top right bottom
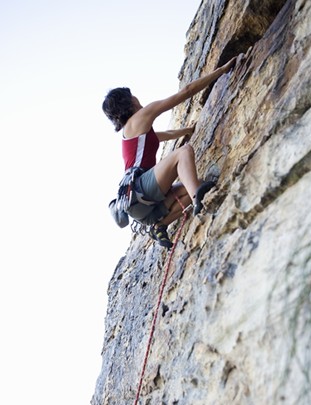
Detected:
left=102, top=56, right=238, bottom=249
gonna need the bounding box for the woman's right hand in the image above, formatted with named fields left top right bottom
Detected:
left=221, top=51, right=249, bottom=74
left=221, top=56, right=238, bottom=74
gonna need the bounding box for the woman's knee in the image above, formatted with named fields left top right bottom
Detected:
left=179, top=143, right=195, bottom=159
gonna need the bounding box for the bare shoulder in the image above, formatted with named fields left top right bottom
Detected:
left=123, top=110, right=152, bottom=139
left=124, top=90, right=188, bottom=138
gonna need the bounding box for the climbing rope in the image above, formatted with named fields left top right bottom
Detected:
left=134, top=196, right=189, bottom=405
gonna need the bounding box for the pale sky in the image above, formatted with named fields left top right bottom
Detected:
left=0, top=1, right=200, bottom=404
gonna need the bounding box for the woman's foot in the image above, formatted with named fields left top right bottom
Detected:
left=149, top=224, right=173, bottom=249
left=193, top=180, right=216, bottom=215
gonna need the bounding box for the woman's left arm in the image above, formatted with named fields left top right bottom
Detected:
left=156, top=126, right=195, bottom=142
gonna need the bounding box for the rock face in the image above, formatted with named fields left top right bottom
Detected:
left=91, top=1, right=311, bottom=404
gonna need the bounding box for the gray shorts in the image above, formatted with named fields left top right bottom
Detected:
left=126, top=168, right=169, bottom=225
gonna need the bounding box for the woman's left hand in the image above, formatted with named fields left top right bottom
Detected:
left=183, top=124, right=196, bottom=142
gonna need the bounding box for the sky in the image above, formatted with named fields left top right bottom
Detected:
left=0, top=1, right=201, bottom=404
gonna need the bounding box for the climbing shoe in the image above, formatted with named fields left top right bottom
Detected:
left=150, top=224, right=173, bottom=249
left=193, top=180, right=216, bottom=215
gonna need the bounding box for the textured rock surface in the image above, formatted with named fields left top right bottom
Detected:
left=92, top=0, right=311, bottom=404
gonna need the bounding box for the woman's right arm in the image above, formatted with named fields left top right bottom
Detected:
left=126, top=56, right=238, bottom=136
left=144, top=56, right=237, bottom=121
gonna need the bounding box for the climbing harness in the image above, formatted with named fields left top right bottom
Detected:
left=118, top=166, right=146, bottom=212
left=109, top=167, right=158, bottom=229
left=134, top=195, right=188, bottom=405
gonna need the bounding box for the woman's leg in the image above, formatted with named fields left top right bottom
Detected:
left=149, top=184, right=191, bottom=249
left=149, top=145, right=216, bottom=249
left=153, top=144, right=201, bottom=200
left=154, top=183, right=192, bottom=227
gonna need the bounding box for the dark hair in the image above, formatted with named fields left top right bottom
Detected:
left=102, top=87, right=134, bottom=132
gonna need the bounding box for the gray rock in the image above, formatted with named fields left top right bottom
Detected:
left=92, top=1, right=311, bottom=404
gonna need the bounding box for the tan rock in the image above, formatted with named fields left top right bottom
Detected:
left=92, top=1, right=311, bottom=404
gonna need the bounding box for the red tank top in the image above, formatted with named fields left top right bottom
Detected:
left=122, top=127, right=159, bottom=170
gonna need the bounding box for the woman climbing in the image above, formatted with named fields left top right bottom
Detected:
left=103, top=56, right=238, bottom=249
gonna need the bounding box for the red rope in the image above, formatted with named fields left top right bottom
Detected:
left=134, top=196, right=188, bottom=405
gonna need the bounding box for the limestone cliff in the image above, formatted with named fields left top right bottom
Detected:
left=92, top=0, right=311, bottom=404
